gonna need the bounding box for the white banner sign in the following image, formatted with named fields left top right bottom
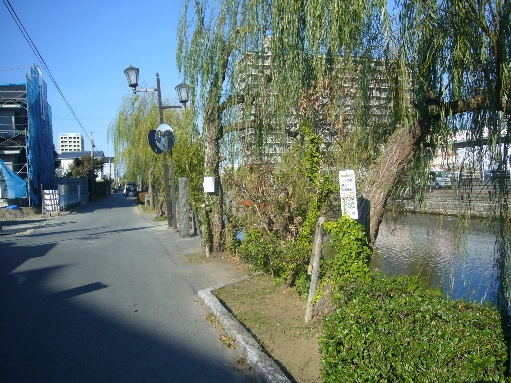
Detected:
left=339, top=170, right=358, bottom=220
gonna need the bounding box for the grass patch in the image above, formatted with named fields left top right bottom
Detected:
left=215, top=273, right=322, bottom=382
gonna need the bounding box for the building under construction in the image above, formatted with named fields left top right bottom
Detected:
left=0, top=65, right=56, bottom=206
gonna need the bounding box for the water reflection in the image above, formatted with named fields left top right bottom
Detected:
left=371, top=213, right=498, bottom=305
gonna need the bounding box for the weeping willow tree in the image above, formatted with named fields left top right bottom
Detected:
left=389, top=0, right=511, bottom=335
left=177, top=0, right=264, bottom=252
left=109, top=94, right=158, bottom=207
left=177, top=0, right=510, bottom=313
left=109, top=93, right=167, bottom=213
left=109, top=92, right=204, bottom=218
left=171, top=108, right=205, bottom=213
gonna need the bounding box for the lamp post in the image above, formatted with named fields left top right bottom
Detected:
left=124, top=65, right=189, bottom=230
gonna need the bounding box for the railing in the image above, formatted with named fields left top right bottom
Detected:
left=58, top=183, right=81, bottom=209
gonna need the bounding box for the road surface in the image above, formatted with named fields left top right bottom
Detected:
left=0, top=193, right=254, bottom=382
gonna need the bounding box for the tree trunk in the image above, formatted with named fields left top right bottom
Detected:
left=358, top=93, right=489, bottom=248
left=204, top=102, right=225, bottom=253
left=359, top=122, right=424, bottom=248
left=202, top=41, right=234, bottom=253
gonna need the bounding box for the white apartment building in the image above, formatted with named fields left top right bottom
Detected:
left=58, top=133, right=84, bottom=153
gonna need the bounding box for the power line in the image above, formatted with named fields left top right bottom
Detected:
left=2, top=0, right=92, bottom=144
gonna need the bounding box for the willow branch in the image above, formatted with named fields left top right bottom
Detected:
left=417, top=93, right=490, bottom=124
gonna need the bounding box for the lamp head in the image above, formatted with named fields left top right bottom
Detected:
left=175, top=82, right=189, bottom=106
left=124, top=65, right=140, bottom=93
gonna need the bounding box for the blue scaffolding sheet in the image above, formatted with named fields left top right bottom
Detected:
left=26, top=66, right=56, bottom=204
left=0, top=159, right=27, bottom=198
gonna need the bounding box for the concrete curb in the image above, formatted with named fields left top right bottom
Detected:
left=198, top=274, right=291, bottom=383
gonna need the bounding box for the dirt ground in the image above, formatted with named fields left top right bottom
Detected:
left=208, top=256, right=323, bottom=383
left=0, top=205, right=42, bottom=222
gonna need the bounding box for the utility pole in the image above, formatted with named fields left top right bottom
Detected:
left=90, top=132, right=95, bottom=202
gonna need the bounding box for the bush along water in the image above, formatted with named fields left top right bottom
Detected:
left=319, top=215, right=509, bottom=382
left=232, top=120, right=335, bottom=290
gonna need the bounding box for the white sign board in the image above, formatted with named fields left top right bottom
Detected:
left=203, top=176, right=215, bottom=193
left=339, top=170, right=358, bottom=219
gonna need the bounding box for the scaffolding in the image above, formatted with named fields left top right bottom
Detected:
left=0, top=66, right=56, bottom=205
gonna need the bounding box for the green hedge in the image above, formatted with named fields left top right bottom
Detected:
left=321, top=274, right=508, bottom=382
left=92, top=180, right=111, bottom=201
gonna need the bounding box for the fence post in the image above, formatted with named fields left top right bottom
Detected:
left=305, top=216, right=326, bottom=323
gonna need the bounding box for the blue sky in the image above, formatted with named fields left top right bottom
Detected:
left=1, top=0, right=186, bottom=157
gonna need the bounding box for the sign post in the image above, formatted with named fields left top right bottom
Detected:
left=339, top=170, right=358, bottom=220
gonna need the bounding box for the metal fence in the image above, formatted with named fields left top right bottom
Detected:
left=43, top=177, right=89, bottom=212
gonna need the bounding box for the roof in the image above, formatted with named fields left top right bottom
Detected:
left=58, top=150, right=105, bottom=160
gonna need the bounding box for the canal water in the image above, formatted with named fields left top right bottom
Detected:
left=371, top=213, right=502, bottom=305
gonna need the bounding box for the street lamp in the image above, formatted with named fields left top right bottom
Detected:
left=124, top=65, right=139, bottom=91
left=124, top=65, right=189, bottom=230
left=175, top=82, right=189, bottom=108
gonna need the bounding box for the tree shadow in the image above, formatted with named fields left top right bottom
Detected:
left=0, top=240, right=253, bottom=383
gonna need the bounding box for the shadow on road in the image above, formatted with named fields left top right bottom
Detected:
left=0, top=197, right=252, bottom=383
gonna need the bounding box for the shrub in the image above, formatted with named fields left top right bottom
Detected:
left=319, top=216, right=372, bottom=302
left=320, top=273, right=508, bottom=382
left=137, top=191, right=148, bottom=204
left=236, top=229, right=281, bottom=274
left=236, top=228, right=311, bottom=283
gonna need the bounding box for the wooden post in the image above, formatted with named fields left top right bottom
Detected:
left=305, top=216, right=326, bottom=323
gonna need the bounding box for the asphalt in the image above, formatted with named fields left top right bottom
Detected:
left=0, top=203, right=291, bottom=383
left=0, top=212, right=58, bottom=235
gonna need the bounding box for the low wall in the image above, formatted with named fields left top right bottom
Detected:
left=57, top=177, right=89, bottom=207
left=393, top=189, right=506, bottom=217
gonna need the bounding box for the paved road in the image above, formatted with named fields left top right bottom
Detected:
left=0, top=194, right=254, bottom=383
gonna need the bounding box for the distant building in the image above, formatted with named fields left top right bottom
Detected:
left=57, top=151, right=116, bottom=182
left=57, top=150, right=104, bottom=179
left=235, top=40, right=394, bottom=164
left=0, top=66, right=57, bottom=205
left=58, top=133, right=84, bottom=152
left=102, top=156, right=116, bottom=181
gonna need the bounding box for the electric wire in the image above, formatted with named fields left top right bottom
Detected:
left=2, top=0, right=92, bottom=144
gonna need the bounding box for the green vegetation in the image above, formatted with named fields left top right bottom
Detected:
left=321, top=274, right=508, bottom=382
left=176, top=1, right=511, bottom=321
left=230, top=121, right=336, bottom=289
left=92, top=180, right=112, bottom=201
left=108, top=94, right=204, bottom=217
left=65, top=154, right=105, bottom=179
left=110, top=0, right=511, bottom=379
left=323, top=216, right=372, bottom=288
left=318, top=215, right=509, bottom=382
